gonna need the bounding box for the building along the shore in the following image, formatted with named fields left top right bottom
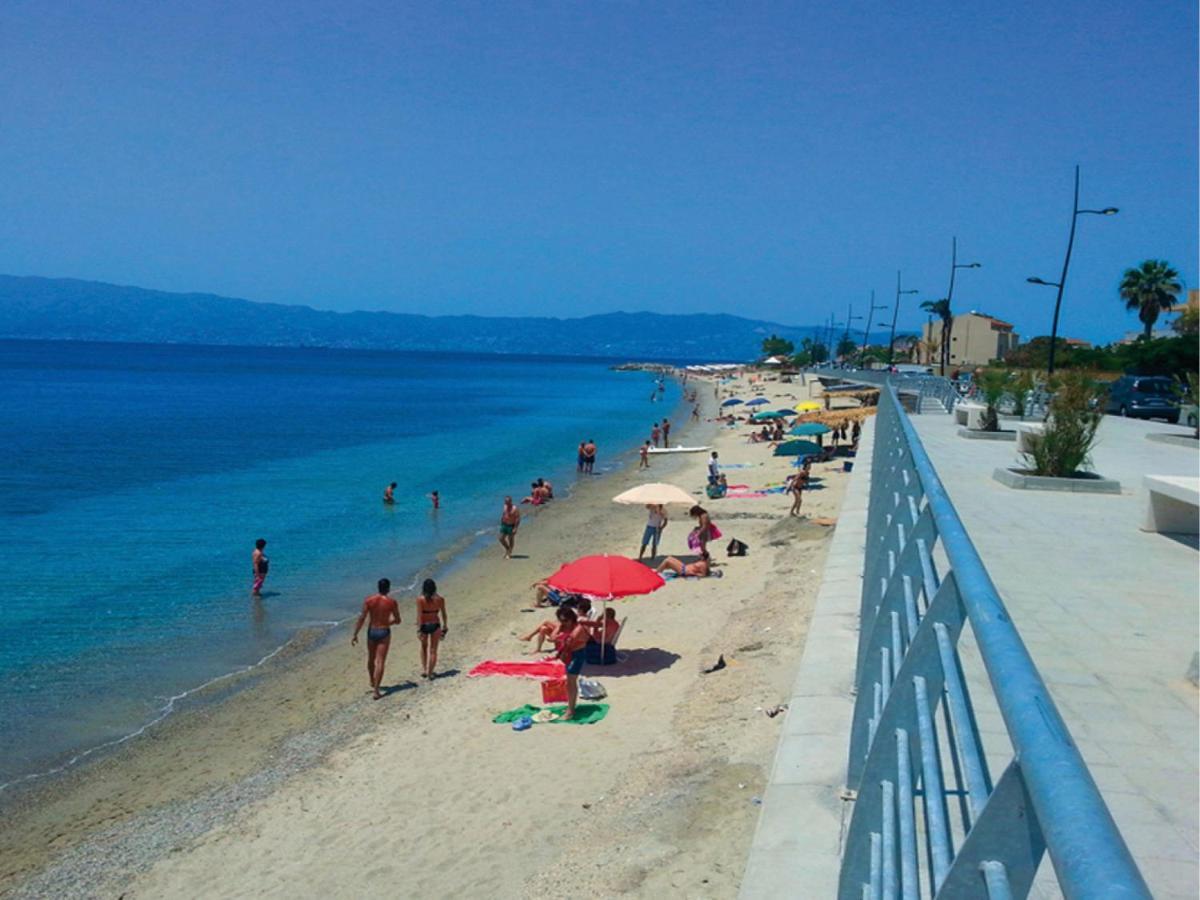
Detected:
left=923, top=310, right=1020, bottom=367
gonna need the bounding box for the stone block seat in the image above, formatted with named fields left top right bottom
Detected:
left=1141, top=475, right=1200, bottom=534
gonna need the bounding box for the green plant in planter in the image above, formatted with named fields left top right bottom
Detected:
left=976, top=368, right=1009, bottom=432
left=1022, top=372, right=1107, bottom=477
left=1177, top=372, right=1199, bottom=439
left=1009, top=369, right=1035, bottom=418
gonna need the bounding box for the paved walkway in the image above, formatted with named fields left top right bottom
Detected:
left=910, top=413, right=1199, bottom=900
left=742, top=410, right=1198, bottom=899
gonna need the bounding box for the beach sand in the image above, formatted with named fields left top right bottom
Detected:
left=1, top=372, right=858, bottom=899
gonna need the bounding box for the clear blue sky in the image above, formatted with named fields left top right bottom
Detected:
left=1, top=1, right=1195, bottom=343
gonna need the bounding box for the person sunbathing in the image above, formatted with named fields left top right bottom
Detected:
left=655, top=551, right=715, bottom=578
left=531, top=578, right=563, bottom=607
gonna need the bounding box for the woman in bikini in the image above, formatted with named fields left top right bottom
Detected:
left=689, top=505, right=715, bottom=556
left=415, top=578, right=447, bottom=680
left=789, top=461, right=810, bottom=516
left=655, top=550, right=714, bottom=578
left=553, top=606, right=592, bottom=720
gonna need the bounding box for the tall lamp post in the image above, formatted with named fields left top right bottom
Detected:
left=841, top=305, right=862, bottom=367
left=888, top=271, right=919, bottom=365
left=1026, top=165, right=1118, bottom=374
left=861, top=290, right=888, bottom=365
left=943, top=237, right=981, bottom=374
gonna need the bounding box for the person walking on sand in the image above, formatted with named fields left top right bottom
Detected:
left=691, top=403, right=700, bottom=422
left=707, top=451, right=721, bottom=486
left=639, top=503, right=668, bottom=559
left=351, top=578, right=400, bottom=700
left=662, top=418, right=671, bottom=447
left=499, top=496, right=521, bottom=558
left=788, top=461, right=810, bottom=517
left=651, top=422, right=661, bottom=448
left=639, top=441, right=650, bottom=469
left=415, top=578, right=447, bottom=680
left=383, top=482, right=396, bottom=504
left=583, top=439, right=597, bottom=474
left=251, top=539, right=269, bottom=596
left=553, top=606, right=591, bottom=721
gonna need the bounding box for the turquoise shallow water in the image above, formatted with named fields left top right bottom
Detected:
left=0, top=340, right=683, bottom=786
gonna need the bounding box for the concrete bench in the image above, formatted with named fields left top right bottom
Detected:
left=1141, top=475, right=1200, bottom=534
left=1016, top=421, right=1045, bottom=454
left=955, top=402, right=986, bottom=427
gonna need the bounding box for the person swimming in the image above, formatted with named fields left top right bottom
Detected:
left=383, top=482, right=397, bottom=504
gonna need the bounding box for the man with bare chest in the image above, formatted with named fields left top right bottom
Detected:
left=351, top=578, right=401, bottom=700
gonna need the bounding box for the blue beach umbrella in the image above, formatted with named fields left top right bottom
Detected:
left=721, top=398, right=744, bottom=407
left=775, top=408, right=797, bottom=416
left=750, top=411, right=785, bottom=421
left=789, top=422, right=832, bottom=437
left=774, top=440, right=823, bottom=457
left=745, top=398, right=770, bottom=407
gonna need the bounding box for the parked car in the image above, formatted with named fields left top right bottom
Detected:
left=1104, top=375, right=1180, bottom=423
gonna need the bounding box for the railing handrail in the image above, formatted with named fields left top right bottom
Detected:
left=838, top=384, right=1150, bottom=899
left=888, top=384, right=1150, bottom=898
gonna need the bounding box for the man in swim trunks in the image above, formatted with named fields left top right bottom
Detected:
left=651, top=422, right=661, bottom=447
left=639, top=441, right=650, bottom=469
left=383, top=482, right=396, bottom=504
left=351, top=578, right=400, bottom=700
left=499, top=496, right=521, bottom=558
left=583, top=440, right=597, bottom=474
left=415, top=578, right=448, bottom=680
left=662, top=419, right=671, bottom=447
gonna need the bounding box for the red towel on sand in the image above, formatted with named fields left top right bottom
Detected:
left=467, top=659, right=566, bottom=680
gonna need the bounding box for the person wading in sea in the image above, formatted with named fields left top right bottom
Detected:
left=583, top=439, right=597, bottom=474
left=662, top=418, right=671, bottom=447
left=251, top=538, right=269, bottom=596
left=383, top=482, right=396, bottom=504
left=351, top=578, right=401, bottom=700
left=499, top=496, right=521, bottom=559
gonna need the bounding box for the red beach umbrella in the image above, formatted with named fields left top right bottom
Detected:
left=545, top=554, right=665, bottom=599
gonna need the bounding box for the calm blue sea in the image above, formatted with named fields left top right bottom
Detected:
left=0, top=340, right=683, bottom=787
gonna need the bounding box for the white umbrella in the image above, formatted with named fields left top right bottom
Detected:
left=611, top=483, right=696, bottom=506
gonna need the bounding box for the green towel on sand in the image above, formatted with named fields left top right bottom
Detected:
left=493, top=703, right=609, bottom=726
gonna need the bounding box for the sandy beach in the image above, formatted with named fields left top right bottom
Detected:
left=1, top=372, right=858, bottom=899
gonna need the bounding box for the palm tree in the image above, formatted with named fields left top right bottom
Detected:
left=920, top=298, right=953, bottom=373
left=1120, top=260, right=1182, bottom=339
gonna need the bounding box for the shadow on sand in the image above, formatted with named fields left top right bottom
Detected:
left=584, top=647, right=680, bottom=677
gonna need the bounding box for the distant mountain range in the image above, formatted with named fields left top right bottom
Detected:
left=0, top=275, right=897, bottom=360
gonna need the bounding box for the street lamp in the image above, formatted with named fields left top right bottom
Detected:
left=941, top=237, right=981, bottom=374
left=1026, top=165, right=1118, bottom=374
left=841, top=304, right=862, bottom=366
left=861, top=290, right=888, bottom=364
left=888, top=270, right=919, bottom=366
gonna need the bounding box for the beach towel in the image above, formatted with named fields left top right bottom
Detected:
left=492, top=703, right=609, bottom=726
left=468, top=659, right=565, bottom=680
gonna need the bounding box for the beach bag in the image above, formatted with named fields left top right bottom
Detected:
left=727, top=538, right=749, bottom=557
left=579, top=678, right=607, bottom=700
left=709, top=522, right=723, bottom=540
left=541, top=678, right=568, bottom=704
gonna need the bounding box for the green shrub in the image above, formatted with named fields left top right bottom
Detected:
left=976, top=368, right=1009, bottom=431
left=1021, top=372, right=1107, bottom=477
left=1009, top=369, right=1036, bottom=418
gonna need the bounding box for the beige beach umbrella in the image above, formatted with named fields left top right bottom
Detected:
left=611, top=483, right=696, bottom=506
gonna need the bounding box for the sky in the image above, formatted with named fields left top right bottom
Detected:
left=0, top=1, right=1196, bottom=343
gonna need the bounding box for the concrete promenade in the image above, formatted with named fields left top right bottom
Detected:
left=742, top=409, right=1198, bottom=899
left=911, top=412, right=1198, bottom=900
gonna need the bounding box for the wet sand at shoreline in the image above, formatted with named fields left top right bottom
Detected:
left=2, top=373, right=857, bottom=899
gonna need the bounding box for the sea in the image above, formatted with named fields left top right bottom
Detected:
left=0, top=339, right=687, bottom=788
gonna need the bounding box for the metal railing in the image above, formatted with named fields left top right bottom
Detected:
left=840, top=385, right=1150, bottom=899
left=808, top=369, right=960, bottom=414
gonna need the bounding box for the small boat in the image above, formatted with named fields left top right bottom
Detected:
left=647, top=445, right=711, bottom=455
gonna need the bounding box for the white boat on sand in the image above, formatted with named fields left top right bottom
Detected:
left=647, top=445, right=711, bottom=455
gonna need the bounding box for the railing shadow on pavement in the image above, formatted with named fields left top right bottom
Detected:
left=836, top=383, right=1150, bottom=899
